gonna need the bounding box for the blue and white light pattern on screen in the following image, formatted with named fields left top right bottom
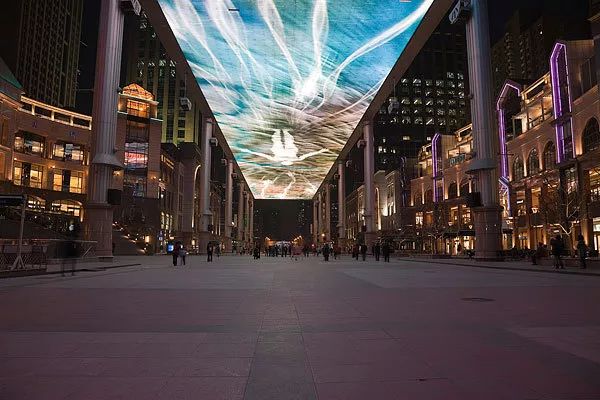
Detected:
left=157, top=0, right=434, bottom=199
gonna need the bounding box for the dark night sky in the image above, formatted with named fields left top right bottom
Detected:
left=255, top=200, right=312, bottom=241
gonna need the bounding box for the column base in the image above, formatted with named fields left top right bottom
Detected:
left=84, top=202, right=114, bottom=259
left=365, top=232, right=377, bottom=247
left=182, top=232, right=193, bottom=250
left=197, top=231, right=212, bottom=255
left=223, top=237, right=233, bottom=253
left=472, top=206, right=503, bottom=261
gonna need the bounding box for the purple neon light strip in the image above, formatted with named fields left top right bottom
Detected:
left=550, top=42, right=574, bottom=163
left=431, top=133, right=441, bottom=203
left=497, top=82, right=521, bottom=179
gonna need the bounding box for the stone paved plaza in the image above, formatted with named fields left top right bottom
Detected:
left=1, top=255, right=600, bottom=399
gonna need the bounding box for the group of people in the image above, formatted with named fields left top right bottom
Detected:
left=350, top=242, right=391, bottom=262
left=171, top=242, right=188, bottom=266
left=530, top=234, right=589, bottom=269
left=265, top=244, right=294, bottom=258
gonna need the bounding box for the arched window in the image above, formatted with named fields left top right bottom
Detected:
left=447, top=182, right=458, bottom=199
left=513, top=157, right=525, bottom=181
left=425, top=189, right=433, bottom=205
left=583, top=118, right=600, bottom=153
left=527, top=149, right=540, bottom=175
left=459, top=179, right=470, bottom=196
left=543, top=142, right=556, bottom=169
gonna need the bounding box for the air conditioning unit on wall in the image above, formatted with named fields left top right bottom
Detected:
left=179, top=97, right=192, bottom=112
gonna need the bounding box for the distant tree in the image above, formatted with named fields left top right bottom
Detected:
left=538, top=172, right=587, bottom=253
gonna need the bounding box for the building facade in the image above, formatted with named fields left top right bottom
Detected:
left=491, top=7, right=590, bottom=96
left=374, top=39, right=600, bottom=256
left=499, top=40, right=599, bottom=251
left=0, top=60, right=92, bottom=237
left=123, top=12, right=203, bottom=145
left=0, top=0, right=83, bottom=109
left=374, top=14, right=470, bottom=173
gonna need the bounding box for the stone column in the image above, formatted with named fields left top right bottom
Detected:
left=181, top=161, right=198, bottom=248
left=249, top=197, right=254, bottom=245
left=246, top=192, right=252, bottom=245
left=85, top=0, right=125, bottom=259
left=224, top=159, right=234, bottom=252
left=464, top=0, right=502, bottom=260
left=325, top=183, right=331, bottom=242
left=313, top=198, right=319, bottom=245
left=198, top=118, right=213, bottom=253
left=337, top=161, right=346, bottom=245
left=237, top=182, right=244, bottom=245
left=363, top=121, right=376, bottom=245
left=317, top=191, right=323, bottom=243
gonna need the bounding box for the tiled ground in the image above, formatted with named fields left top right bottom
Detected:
left=1, top=255, right=599, bottom=399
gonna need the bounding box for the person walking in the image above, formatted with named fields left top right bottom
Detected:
left=352, top=243, right=359, bottom=260
left=532, top=242, right=544, bottom=265
left=179, top=246, right=187, bottom=266
left=60, top=239, right=79, bottom=276
left=360, top=244, right=367, bottom=261
left=207, top=242, right=214, bottom=262
left=382, top=242, right=390, bottom=262
left=577, top=234, right=588, bottom=269
left=172, top=243, right=180, bottom=267
left=550, top=235, right=565, bottom=269
left=253, top=245, right=260, bottom=260
left=323, top=243, right=330, bottom=261
left=374, top=242, right=381, bottom=261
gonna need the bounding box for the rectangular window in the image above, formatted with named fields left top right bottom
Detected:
left=53, top=142, right=84, bottom=163
left=14, top=132, right=45, bottom=156
left=13, top=162, right=43, bottom=188
left=124, top=142, right=149, bottom=171
left=126, top=100, right=150, bottom=118
left=590, top=169, right=600, bottom=202
left=124, top=175, right=147, bottom=197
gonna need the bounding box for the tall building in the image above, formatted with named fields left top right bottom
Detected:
left=590, top=0, right=600, bottom=87
left=374, top=15, right=470, bottom=174
left=0, top=0, right=83, bottom=109
left=122, top=13, right=203, bottom=145
left=491, top=5, right=590, bottom=95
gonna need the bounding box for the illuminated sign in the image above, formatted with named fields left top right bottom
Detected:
left=157, top=0, right=435, bottom=199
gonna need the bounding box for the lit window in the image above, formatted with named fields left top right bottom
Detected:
left=126, top=100, right=150, bottom=118
left=13, top=162, right=43, bottom=188
left=402, top=136, right=411, bottom=141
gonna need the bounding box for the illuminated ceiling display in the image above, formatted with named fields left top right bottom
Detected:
left=157, top=0, right=434, bottom=199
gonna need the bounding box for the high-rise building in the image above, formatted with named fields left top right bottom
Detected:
left=122, top=13, right=203, bottom=145
left=491, top=5, right=590, bottom=95
left=0, top=0, right=83, bottom=109
left=590, top=0, right=600, bottom=87
left=374, top=15, right=470, bottom=174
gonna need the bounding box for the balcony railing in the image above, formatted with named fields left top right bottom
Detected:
left=20, top=97, right=92, bottom=130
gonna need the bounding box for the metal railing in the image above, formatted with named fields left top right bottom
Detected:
left=0, top=239, right=97, bottom=272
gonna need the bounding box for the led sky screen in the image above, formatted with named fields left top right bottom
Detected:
left=157, top=0, right=435, bottom=199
